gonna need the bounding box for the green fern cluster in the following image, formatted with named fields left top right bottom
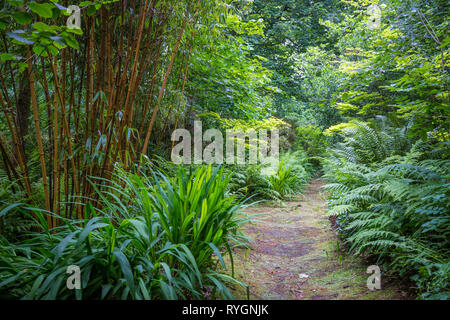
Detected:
left=228, top=151, right=311, bottom=200
left=330, top=120, right=412, bottom=165
left=270, top=151, right=311, bottom=198
left=324, top=123, right=449, bottom=300
left=228, top=164, right=281, bottom=200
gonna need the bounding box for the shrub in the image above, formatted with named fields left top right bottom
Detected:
left=228, top=151, right=311, bottom=200
left=228, top=164, right=281, bottom=201
left=269, top=151, right=311, bottom=198
left=296, top=125, right=328, bottom=169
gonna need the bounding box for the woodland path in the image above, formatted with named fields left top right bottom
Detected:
left=229, top=179, right=410, bottom=300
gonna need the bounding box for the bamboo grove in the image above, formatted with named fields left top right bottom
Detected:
left=0, top=0, right=224, bottom=228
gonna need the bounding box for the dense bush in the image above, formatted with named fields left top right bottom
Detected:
left=228, top=164, right=281, bottom=201
left=296, top=125, right=329, bottom=169
left=269, top=151, right=312, bottom=198
left=0, top=165, right=249, bottom=300
left=228, top=150, right=311, bottom=201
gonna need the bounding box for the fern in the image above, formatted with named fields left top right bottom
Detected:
left=324, top=130, right=449, bottom=299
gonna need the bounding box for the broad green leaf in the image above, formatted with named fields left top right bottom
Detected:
left=28, top=2, right=54, bottom=18
left=33, top=22, right=52, bottom=32
left=12, top=12, right=32, bottom=24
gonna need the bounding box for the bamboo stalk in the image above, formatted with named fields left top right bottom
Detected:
left=158, top=33, right=195, bottom=152
left=26, top=47, right=51, bottom=226
left=49, top=55, right=82, bottom=220
left=52, top=74, right=60, bottom=223
left=39, top=57, right=54, bottom=212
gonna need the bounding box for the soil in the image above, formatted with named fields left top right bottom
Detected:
left=226, top=179, right=413, bottom=300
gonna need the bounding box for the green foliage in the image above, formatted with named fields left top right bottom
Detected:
left=228, top=150, right=311, bottom=200
left=287, top=46, right=345, bottom=128
left=228, top=163, right=281, bottom=201
left=269, top=160, right=297, bottom=198
left=188, top=12, right=274, bottom=119
left=269, top=151, right=311, bottom=198
left=324, top=0, right=449, bottom=139
left=325, top=120, right=412, bottom=165
left=242, top=0, right=347, bottom=110
left=203, top=113, right=290, bottom=132
left=0, top=164, right=249, bottom=299
left=296, top=125, right=329, bottom=169
left=324, top=125, right=450, bottom=300
left=0, top=0, right=88, bottom=60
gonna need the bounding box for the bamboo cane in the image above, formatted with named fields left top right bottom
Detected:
left=26, top=47, right=52, bottom=227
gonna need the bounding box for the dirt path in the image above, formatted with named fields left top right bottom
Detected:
left=229, top=179, right=409, bottom=300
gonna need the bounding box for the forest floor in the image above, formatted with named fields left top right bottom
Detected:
left=227, top=179, right=413, bottom=300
